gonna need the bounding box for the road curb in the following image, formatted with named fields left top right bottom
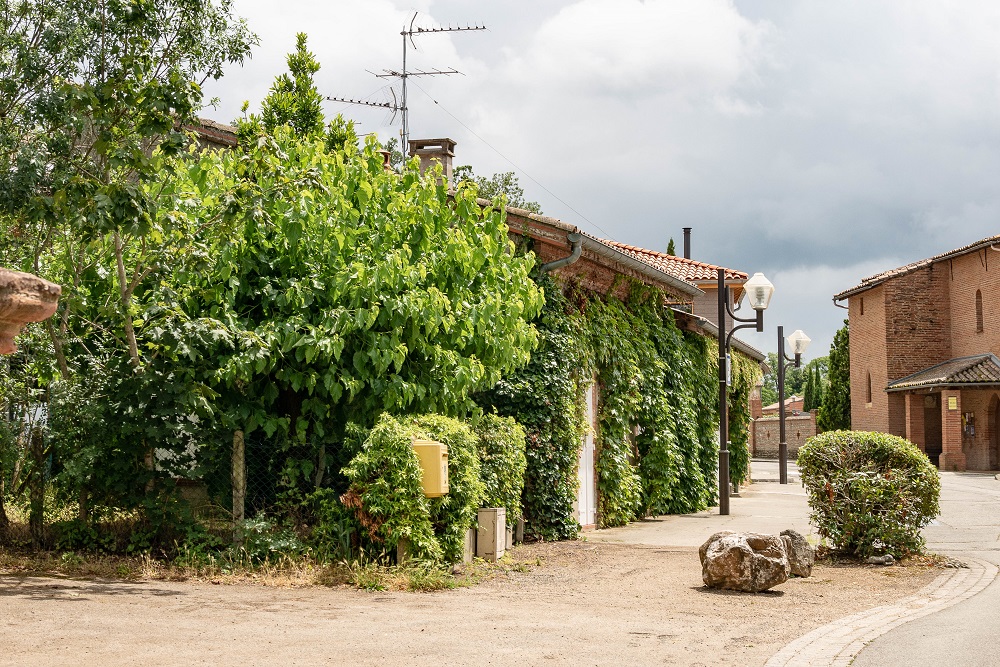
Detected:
left=764, top=557, right=998, bottom=667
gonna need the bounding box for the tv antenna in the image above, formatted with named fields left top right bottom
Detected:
left=327, top=12, right=485, bottom=150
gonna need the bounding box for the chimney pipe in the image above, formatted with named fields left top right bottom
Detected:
left=407, top=138, right=456, bottom=186
left=683, top=227, right=692, bottom=259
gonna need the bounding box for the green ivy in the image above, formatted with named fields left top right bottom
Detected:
left=410, top=414, right=484, bottom=564
left=475, top=279, right=587, bottom=541
left=478, top=275, right=759, bottom=534
left=341, top=414, right=441, bottom=562
left=474, top=413, right=528, bottom=527
left=728, top=348, right=760, bottom=487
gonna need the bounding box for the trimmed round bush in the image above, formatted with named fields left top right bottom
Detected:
left=797, top=430, right=940, bottom=558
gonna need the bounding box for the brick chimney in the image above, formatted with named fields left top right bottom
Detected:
left=407, top=138, right=456, bottom=185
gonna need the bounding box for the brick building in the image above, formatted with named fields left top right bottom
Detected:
left=834, top=234, right=1000, bottom=471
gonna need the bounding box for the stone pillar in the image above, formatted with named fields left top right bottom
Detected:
left=939, top=389, right=966, bottom=471
left=905, top=393, right=925, bottom=452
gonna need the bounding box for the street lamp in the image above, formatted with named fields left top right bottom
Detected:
left=718, top=269, right=774, bottom=515
left=777, top=327, right=811, bottom=484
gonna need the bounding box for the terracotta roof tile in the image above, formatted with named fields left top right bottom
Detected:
left=599, top=240, right=748, bottom=283
left=887, top=354, right=1000, bottom=391
left=835, top=234, right=1000, bottom=300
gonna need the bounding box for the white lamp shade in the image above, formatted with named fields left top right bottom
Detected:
left=787, top=329, right=811, bottom=356
left=743, top=272, right=775, bottom=310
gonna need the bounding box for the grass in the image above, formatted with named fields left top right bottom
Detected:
left=0, top=544, right=542, bottom=592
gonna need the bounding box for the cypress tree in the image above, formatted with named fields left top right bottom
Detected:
left=818, top=321, right=851, bottom=431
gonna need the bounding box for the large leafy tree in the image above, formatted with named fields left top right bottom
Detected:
left=0, top=0, right=255, bottom=373
left=818, top=320, right=851, bottom=431
left=147, top=38, right=545, bottom=494
left=0, top=0, right=256, bottom=526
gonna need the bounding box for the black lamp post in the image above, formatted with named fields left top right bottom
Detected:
left=718, top=268, right=774, bottom=515
left=777, top=327, right=811, bottom=484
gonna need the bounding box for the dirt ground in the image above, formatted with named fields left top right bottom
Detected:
left=0, top=540, right=939, bottom=667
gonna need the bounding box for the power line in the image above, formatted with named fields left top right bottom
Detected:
left=409, top=80, right=616, bottom=240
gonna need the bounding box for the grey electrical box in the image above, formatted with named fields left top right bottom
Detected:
left=477, top=507, right=506, bottom=562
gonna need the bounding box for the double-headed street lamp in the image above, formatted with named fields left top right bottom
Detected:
left=777, top=327, right=811, bottom=484
left=718, top=269, right=774, bottom=516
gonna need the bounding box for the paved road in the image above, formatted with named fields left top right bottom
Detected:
left=852, top=472, right=1000, bottom=667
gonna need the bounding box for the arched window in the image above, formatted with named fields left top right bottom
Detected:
left=866, top=372, right=872, bottom=404
left=977, top=290, right=984, bottom=333
left=859, top=297, right=864, bottom=316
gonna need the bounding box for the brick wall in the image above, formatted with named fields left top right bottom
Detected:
left=953, top=389, right=1000, bottom=470
left=883, top=265, right=952, bottom=381
left=947, top=250, right=1000, bottom=357
left=750, top=412, right=818, bottom=459
left=849, top=285, right=890, bottom=431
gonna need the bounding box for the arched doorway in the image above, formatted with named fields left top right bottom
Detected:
left=989, top=395, right=1000, bottom=470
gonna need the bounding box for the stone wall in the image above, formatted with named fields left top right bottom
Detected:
left=751, top=411, right=818, bottom=459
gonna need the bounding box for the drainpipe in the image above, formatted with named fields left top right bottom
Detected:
left=539, top=232, right=583, bottom=275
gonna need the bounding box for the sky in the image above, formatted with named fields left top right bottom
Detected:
left=202, top=0, right=1000, bottom=360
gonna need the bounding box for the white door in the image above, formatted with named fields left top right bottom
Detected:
left=576, top=383, right=598, bottom=528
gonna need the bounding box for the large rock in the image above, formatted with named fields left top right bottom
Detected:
left=0, top=268, right=61, bottom=355
left=700, top=531, right=789, bottom=592
left=780, top=529, right=815, bottom=577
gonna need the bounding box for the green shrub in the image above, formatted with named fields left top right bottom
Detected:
left=341, top=414, right=441, bottom=562
left=474, top=413, right=528, bottom=526
left=411, top=415, right=484, bottom=564
left=341, top=413, right=487, bottom=564
left=797, top=430, right=940, bottom=558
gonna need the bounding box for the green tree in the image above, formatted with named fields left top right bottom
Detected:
left=453, top=165, right=542, bottom=214
left=818, top=320, right=851, bottom=431
left=158, top=127, right=544, bottom=494
left=0, top=0, right=257, bottom=531
left=666, top=238, right=676, bottom=255
left=236, top=32, right=357, bottom=152
left=802, top=367, right=815, bottom=411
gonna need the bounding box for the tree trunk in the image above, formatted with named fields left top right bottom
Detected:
left=29, top=427, right=45, bottom=551
left=113, top=230, right=140, bottom=368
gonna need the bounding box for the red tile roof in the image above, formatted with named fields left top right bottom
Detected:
left=599, top=240, right=748, bottom=283
left=835, top=234, right=1000, bottom=300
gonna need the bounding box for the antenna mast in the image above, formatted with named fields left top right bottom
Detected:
left=327, top=12, right=485, bottom=150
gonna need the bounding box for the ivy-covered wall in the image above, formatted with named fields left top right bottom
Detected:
left=478, top=275, right=761, bottom=535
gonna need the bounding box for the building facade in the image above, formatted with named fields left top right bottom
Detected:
left=834, top=235, right=1000, bottom=470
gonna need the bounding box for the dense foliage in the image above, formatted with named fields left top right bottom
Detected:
left=474, top=414, right=528, bottom=527
left=341, top=414, right=440, bottom=561
left=818, top=321, right=851, bottom=431
left=798, top=430, right=940, bottom=558
left=475, top=280, right=587, bottom=541
left=411, top=415, right=483, bottom=564
left=0, top=25, right=542, bottom=548
left=586, top=284, right=720, bottom=523
left=478, top=276, right=759, bottom=533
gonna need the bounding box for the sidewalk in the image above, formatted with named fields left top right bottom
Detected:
left=587, top=459, right=815, bottom=548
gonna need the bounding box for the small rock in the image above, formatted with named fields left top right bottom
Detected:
left=866, top=554, right=895, bottom=565
left=780, top=529, right=815, bottom=578
left=700, top=531, right=789, bottom=592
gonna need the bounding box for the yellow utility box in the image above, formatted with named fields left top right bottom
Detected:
left=411, top=439, right=449, bottom=497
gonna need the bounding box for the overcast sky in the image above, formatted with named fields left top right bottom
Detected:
left=202, top=0, right=1000, bottom=359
